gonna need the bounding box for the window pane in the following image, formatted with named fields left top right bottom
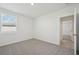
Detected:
left=2, top=15, right=16, bottom=32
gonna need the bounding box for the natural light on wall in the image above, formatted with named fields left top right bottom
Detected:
left=0, top=14, right=16, bottom=32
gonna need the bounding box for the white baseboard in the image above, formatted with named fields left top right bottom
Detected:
left=33, top=38, right=60, bottom=46
left=0, top=38, right=60, bottom=47
left=0, top=38, right=32, bottom=47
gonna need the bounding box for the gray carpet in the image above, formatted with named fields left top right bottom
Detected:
left=0, top=39, right=74, bottom=55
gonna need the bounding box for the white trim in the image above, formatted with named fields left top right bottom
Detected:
left=0, top=13, right=17, bottom=33
left=0, top=38, right=32, bottom=47
left=74, top=8, right=77, bottom=55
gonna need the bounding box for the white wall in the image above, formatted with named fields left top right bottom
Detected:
left=0, top=7, right=33, bottom=46
left=34, top=7, right=74, bottom=45
left=0, top=5, right=76, bottom=46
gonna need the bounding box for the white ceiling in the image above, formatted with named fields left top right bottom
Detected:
left=0, top=3, right=67, bottom=18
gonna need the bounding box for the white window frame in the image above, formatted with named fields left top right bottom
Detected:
left=0, top=13, right=17, bottom=33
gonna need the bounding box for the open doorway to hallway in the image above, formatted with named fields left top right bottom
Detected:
left=60, top=15, right=74, bottom=49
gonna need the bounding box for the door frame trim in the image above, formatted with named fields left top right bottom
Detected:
left=60, top=15, right=74, bottom=47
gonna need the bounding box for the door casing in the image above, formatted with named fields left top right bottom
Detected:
left=60, top=15, right=74, bottom=47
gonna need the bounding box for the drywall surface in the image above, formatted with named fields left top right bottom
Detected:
left=77, top=13, right=79, bottom=50
left=0, top=7, right=33, bottom=46
left=34, top=7, right=74, bottom=45
left=0, top=6, right=75, bottom=46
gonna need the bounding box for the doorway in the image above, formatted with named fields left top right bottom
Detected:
left=60, top=15, right=74, bottom=49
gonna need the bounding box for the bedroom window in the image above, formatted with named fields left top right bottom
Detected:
left=1, top=14, right=16, bottom=32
